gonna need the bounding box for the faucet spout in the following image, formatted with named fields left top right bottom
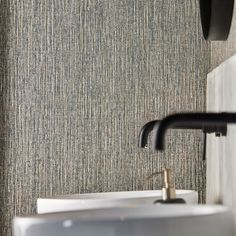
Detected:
left=154, top=112, right=236, bottom=151
left=138, top=120, right=160, bottom=148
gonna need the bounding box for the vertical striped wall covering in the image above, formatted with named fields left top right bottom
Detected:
left=0, top=0, right=209, bottom=234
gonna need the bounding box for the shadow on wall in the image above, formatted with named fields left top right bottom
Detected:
left=0, top=1, right=10, bottom=235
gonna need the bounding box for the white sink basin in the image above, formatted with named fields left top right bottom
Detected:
left=13, top=205, right=235, bottom=236
left=37, top=190, right=198, bottom=213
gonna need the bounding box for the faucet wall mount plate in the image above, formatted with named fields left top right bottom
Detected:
left=199, top=0, right=234, bottom=40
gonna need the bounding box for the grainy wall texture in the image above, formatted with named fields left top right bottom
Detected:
left=0, top=0, right=209, bottom=234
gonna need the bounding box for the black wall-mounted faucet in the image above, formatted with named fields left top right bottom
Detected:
left=138, top=112, right=228, bottom=150
left=139, top=113, right=236, bottom=160
left=153, top=112, right=236, bottom=151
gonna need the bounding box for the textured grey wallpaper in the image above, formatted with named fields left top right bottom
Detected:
left=0, top=0, right=210, bottom=235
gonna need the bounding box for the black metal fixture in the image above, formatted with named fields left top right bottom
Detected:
left=138, top=113, right=227, bottom=149
left=139, top=120, right=158, bottom=148
left=152, top=113, right=236, bottom=151
left=138, top=112, right=236, bottom=160
left=199, top=0, right=234, bottom=40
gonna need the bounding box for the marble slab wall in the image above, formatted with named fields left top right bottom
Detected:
left=206, top=1, right=236, bottom=231
left=0, top=1, right=209, bottom=235
left=207, top=55, right=236, bottom=228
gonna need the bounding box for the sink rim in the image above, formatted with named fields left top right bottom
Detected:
left=37, top=190, right=199, bottom=214
left=13, top=205, right=235, bottom=236
left=16, top=205, right=230, bottom=222
left=38, top=189, right=197, bottom=200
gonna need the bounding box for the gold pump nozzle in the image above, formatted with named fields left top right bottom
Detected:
left=147, top=168, right=176, bottom=200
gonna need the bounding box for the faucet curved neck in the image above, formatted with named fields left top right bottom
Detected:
left=154, top=112, right=236, bottom=151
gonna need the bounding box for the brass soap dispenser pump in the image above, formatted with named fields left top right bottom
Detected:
left=148, top=168, right=186, bottom=204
